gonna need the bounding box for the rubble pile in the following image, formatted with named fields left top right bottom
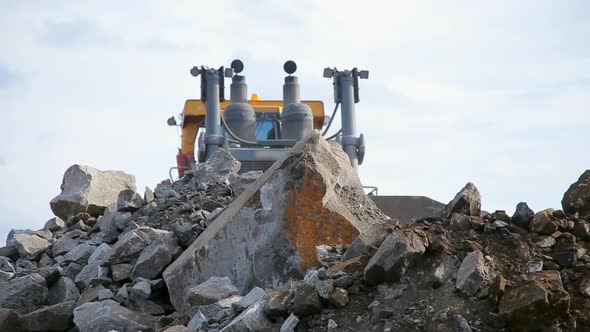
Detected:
left=1, top=131, right=590, bottom=331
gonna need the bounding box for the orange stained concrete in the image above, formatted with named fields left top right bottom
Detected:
left=284, top=169, right=360, bottom=271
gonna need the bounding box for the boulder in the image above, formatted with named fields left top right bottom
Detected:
left=0, top=308, right=23, bottom=332
left=104, top=227, right=162, bottom=265
left=562, top=170, right=590, bottom=217
left=450, top=213, right=471, bottom=232
left=50, top=164, right=136, bottom=220
left=194, top=148, right=241, bottom=186
left=442, top=182, right=481, bottom=217
left=73, top=300, right=156, bottom=332
left=12, top=234, right=51, bottom=260
left=112, top=263, right=133, bottom=282
left=62, top=244, right=95, bottom=264
left=48, top=277, right=80, bottom=304
left=511, top=202, right=535, bottom=228
left=117, top=189, right=145, bottom=212
left=164, top=132, right=391, bottom=311
left=0, top=273, right=48, bottom=314
left=529, top=209, right=558, bottom=235
left=185, top=276, right=239, bottom=307
left=52, top=237, right=78, bottom=257
left=129, top=280, right=151, bottom=300
left=131, top=231, right=181, bottom=280
left=499, top=271, right=570, bottom=331
left=220, top=300, right=271, bottom=332
left=44, top=217, right=66, bottom=232
left=364, top=229, right=427, bottom=285
left=456, top=250, right=488, bottom=296
left=19, top=301, right=75, bottom=331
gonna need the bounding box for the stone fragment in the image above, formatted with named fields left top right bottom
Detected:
left=0, top=308, right=23, bottom=332
left=329, top=287, right=349, bottom=308
left=19, top=301, right=75, bottom=331
left=315, top=279, right=334, bottom=300
left=165, top=326, right=191, bottom=332
left=0, top=256, right=15, bottom=273
left=512, top=202, right=535, bottom=228
left=219, top=300, right=271, bottom=332
left=232, top=286, right=269, bottom=312
left=111, top=263, right=133, bottom=282
left=97, top=288, right=114, bottom=300
left=0, top=246, right=18, bottom=261
left=73, top=299, right=156, bottom=332
left=63, top=262, right=82, bottom=280
left=553, top=246, right=578, bottom=268
left=131, top=231, right=181, bottom=280
left=579, top=276, right=590, bottom=297
left=117, top=189, right=145, bottom=212
left=264, top=289, right=290, bottom=319
left=499, top=271, right=569, bottom=331
left=442, top=182, right=481, bottom=217
left=144, top=186, right=155, bottom=203
left=573, top=221, right=590, bottom=241
left=68, top=220, right=90, bottom=233
left=326, top=255, right=369, bottom=277
left=129, top=280, right=151, bottom=300
left=364, top=229, right=427, bottom=285
left=456, top=250, right=487, bottom=296
left=44, top=217, right=66, bottom=232
left=454, top=314, right=473, bottom=332
left=194, top=148, right=241, bottom=186
left=450, top=213, right=471, bottom=232
left=287, top=282, right=323, bottom=316
left=187, top=310, right=208, bottom=332
left=48, top=277, right=80, bottom=304
left=562, top=170, right=590, bottom=217
left=229, top=170, right=263, bottom=197
left=327, top=319, right=338, bottom=329
left=104, top=227, right=159, bottom=265
left=0, top=273, right=47, bottom=314
left=529, top=209, right=558, bottom=235
left=280, top=313, right=299, bottom=332
left=63, top=244, right=95, bottom=263
left=52, top=237, right=79, bottom=257
left=12, top=234, right=51, bottom=260
left=50, top=164, right=136, bottom=219
left=186, top=276, right=239, bottom=307
left=164, top=132, right=391, bottom=311
left=536, top=236, right=556, bottom=248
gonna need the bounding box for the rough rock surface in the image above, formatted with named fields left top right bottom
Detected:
left=19, top=301, right=76, bottom=331
left=50, top=164, right=136, bottom=220
left=512, top=202, right=535, bottom=228
left=164, top=131, right=392, bottom=311
left=73, top=300, right=156, bottom=332
left=0, top=273, right=47, bottom=314
left=442, top=182, right=481, bottom=217
left=185, top=276, right=239, bottom=307
left=12, top=234, right=51, bottom=260
left=562, top=170, right=590, bottom=217
left=455, top=250, right=487, bottom=296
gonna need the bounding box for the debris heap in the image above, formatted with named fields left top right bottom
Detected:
left=1, top=132, right=590, bottom=332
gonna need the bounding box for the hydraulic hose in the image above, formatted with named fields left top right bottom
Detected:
left=322, top=102, right=340, bottom=136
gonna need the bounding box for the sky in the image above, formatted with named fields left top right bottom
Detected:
left=0, top=1, right=589, bottom=242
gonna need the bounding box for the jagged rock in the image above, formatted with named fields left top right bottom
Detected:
left=63, top=244, right=95, bottom=264
left=73, top=299, right=156, bottom=332
left=129, top=280, right=151, bottom=300
left=131, top=231, right=181, bottom=280
left=0, top=273, right=47, bottom=314
left=229, top=170, right=263, bottom=197
left=164, top=132, right=391, bottom=311
left=74, top=243, right=113, bottom=290
left=15, top=258, right=36, bottom=270
left=512, top=202, right=535, bottom=228
left=536, top=236, right=556, bottom=248
left=50, top=165, right=136, bottom=220
left=186, top=276, right=239, bottom=306
left=44, top=217, right=66, bottom=232
left=37, top=265, right=64, bottom=286
left=194, top=148, right=241, bottom=186
left=12, top=234, right=51, bottom=260
left=326, top=255, right=369, bottom=277
left=69, top=220, right=90, bottom=232
left=220, top=300, right=271, bottom=332
left=264, top=289, right=290, bottom=318
left=76, top=284, right=106, bottom=306
left=144, top=186, right=155, bottom=203
left=187, top=310, right=208, bottom=331
left=63, top=262, right=82, bottom=280
left=287, top=282, right=323, bottom=316
left=48, top=277, right=80, bottom=304
left=315, top=279, right=334, bottom=300
left=573, top=221, right=590, bottom=241
left=19, top=301, right=75, bottom=331
left=442, top=182, right=481, bottom=217
left=499, top=271, right=570, bottom=331
left=329, top=288, right=349, bottom=308
left=114, top=285, right=129, bottom=303
left=364, top=229, right=427, bottom=285
left=432, top=256, right=456, bottom=288
left=97, top=288, right=114, bottom=300
left=456, top=250, right=487, bottom=296
left=0, top=256, right=15, bottom=273
left=376, top=283, right=408, bottom=302
left=233, top=286, right=269, bottom=312
left=117, top=189, right=145, bottom=212
left=165, top=326, right=191, bottom=332
left=553, top=246, right=578, bottom=268
left=450, top=213, right=471, bottom=232
left=0, top=308, right=23, bottom=332
left=327, top=319, right=338, bottom=329
left=280, top=313, right=300, bottom=332
left=104, top=227, right=162, bottom=265
left=0, top=246, right=18, bottom=261
left=111, top=263, right=133, bottom=282
left=38, top=253, right=53, bottom=268
left=52, top=237, right=78, bottom=256
left=562, top=170, right=590, bottom=217
left=530, top=209, right=558, bottom=235
left=454, top=314, right=473, bottom=332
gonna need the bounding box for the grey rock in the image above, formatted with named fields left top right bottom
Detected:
left=63, top=262, right=82, bottom=280
left=364, top=229, right=427, bottom=285
left=50, top=164, right=136, bottom=220
left=315, top=279, right=334, bottom=300
left=129, top=280, right=151, bottom=300
left=280, top=313, right=299, bottom=332
left=0, top=246, right=18, bottom=261
left=164, top=326, right=191, bottom=332
left=38, top=253, right=54, bottom=268
left=327, top=319, right=337, bottom=329
left=144, top=186, right=155, bottom=203
left=87, top=243, right=111, bottom=264
left=97, top=288, right=114, bottom=300
left=186, top=276, right=239, bottom=307
left=37, top=265, right=64, bottom=286
left=579, top=276, right=590, bottom=297
left=48, top=277, right=80, bottom=304
left=44, top=217, right=66, bottom=232
left=52, top=237, right=79, bottom=257
left=68, top=220, right=90, bottom=233
left=76, top=284, right=106, bottom=306
left=536, top=236, right=556, bottom=248
left=187, top=310, right=208, bottom=331
left=73, top=299, right=155, bottom=332
left=229, top=170, right=263, bottom=197
left=512, top=202, right=535, bottom=228
left=456, top=250, right=488, bottom=296
left=15, top=258, right=36, bottom=271
left=0, top=273, right=47, bottom=314
left=117, top=189, right=145, bottom=212
left=194, top=148, right=241, bottom=186
left=376, top=283, right=408, bottom=302
left=562, top=170, right=590, bottom=217
left=0, top=270, right=14, bottom=282
left=114, top=285, right=129, bottom=303
left=220, top=300, right=271, bottom=332
left=12, top=234, right=51, bottom=260
left=20, top=300, right=75, bottom=331
left=112, top=263, right=133, bottom=282
left=453, top=314, right=473, bottom=332
left=131, top=231, right=180, bottom=280
left=0, top=256, right=15, bottom=273
left=264, top=289, right=290, bottom=319
left=442, top=182, right=481, bottom=217
left=450, top=213, right=471, bottom=232
left=232, top=287, right=269, bottom=312
left=63, top=244, right=95, bottom=264
left=0, top=308, right=23, bottom=332
left=287, top=282, right=323, bottom=316
left=104, top=227, right=164, bottom=265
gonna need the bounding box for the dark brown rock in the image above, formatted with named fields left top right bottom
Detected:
left=562, top=170, right=590, bottom=217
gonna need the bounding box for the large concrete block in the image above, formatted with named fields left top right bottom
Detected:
left=164, top=131, right=391, bottom=311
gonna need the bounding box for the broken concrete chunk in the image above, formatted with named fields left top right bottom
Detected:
left=0, top=273, right=47, bottom=314
left=443, top=182, right=481, bottom=217
left=185, top=276, right=239, bottom=307
left=19, top=300, right=76, bottom=332
left=456, top=250, right=487, bottom=296
left=562, top=170, right=590, bottom=217
left=73, top=299, right=156, bottom=332
left=364, top=229, right=427, bottom=285
left=12, top=234, right=51, bottom=260
left=50, top=164, right=136, bottom=220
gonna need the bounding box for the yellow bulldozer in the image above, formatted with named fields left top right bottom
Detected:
left=168, top=59, right=444, bottom=223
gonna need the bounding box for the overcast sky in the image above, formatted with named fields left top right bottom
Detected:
left=0, top=1, right=589, bottom=242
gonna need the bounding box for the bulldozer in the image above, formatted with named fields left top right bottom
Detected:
left=168, top=59, right=444, bottom=223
